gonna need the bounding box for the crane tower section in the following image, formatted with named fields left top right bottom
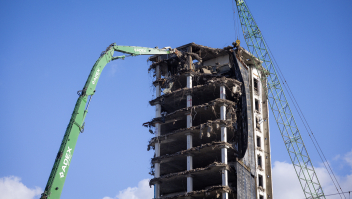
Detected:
left=145, top=43, right=273, bottom=199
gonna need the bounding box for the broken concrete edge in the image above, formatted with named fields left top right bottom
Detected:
left=148, top=42, right=230, bottom=63
left=149, top=63, right=240, bottom=89
left=237, top=47, right=262, bottom=65
left=149, top=77, right=242, bottom=106
left=150, top=63, right=242, bottom=82
left=151, top=141, right=235, bottom=163
left=236, top=47, right=269, bottom=75
left=144, top=98, right=237, bottom=127
left=159, top=185, right=234, bottom=199
left=147, top=119, right=234, bottom=150
left=151, top=72, right=242, bottom=89
left=150, top=162, right=230, bottom=185
left=234, top=51, right=249, bottom=71
left=147, top=54, right=199, bottom=73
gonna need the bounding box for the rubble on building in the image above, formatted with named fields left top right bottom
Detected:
left=144, top=43, right=273, bottom=199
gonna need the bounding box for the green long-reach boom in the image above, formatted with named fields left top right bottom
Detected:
left=40, top=44, right=174, bottom=199
left=235, top=0, right=325, bottom=198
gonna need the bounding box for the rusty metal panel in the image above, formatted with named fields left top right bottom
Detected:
left=233, top=53, right=256, bottom=174
left=232, top=52, right=257, bottom=198
left=236, top=161, right=256, bottom=199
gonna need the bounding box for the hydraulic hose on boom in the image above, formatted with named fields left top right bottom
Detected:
left=40, top=44, right=175, bottom=199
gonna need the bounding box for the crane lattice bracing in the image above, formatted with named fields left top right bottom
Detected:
left=235, top=0, right=326, bottom=198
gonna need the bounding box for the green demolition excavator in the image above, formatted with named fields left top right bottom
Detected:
left=42, top=1, right=330, bottom=198
left=40, top=44, right=176, bottom=199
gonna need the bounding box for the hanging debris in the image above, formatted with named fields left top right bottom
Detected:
left=144, top=42, right=273, bottom=198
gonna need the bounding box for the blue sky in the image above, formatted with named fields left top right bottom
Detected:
left=0, top=0, right=351, bottom=199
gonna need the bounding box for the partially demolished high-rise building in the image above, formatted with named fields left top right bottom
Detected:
left=144, top=43, right=273, bottom=199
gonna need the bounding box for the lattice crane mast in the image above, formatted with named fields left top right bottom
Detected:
left=234, top=0, right=326, bottom=198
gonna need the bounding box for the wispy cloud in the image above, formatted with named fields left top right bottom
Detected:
left=333, top=154, right=341, bottom=161
left=0, top=176, right=42, bottom=199
left=102, top=179, right=153, bottom=199
left=273, top=149, right=352, bottom=199
left=344, top=150, right=352, bottom=168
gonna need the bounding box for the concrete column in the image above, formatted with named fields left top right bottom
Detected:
left=186, top=131, right=193, bottom=192
left=154, top=123, right=161, bottom=198
left=184, top=46, right=193, bottom=197
left=187, top=75, right=193, bottom=128
left=155, top=65, right=161, bottom=98
left=154, top=64, right=161, bottom=199
left=187, top=174, right=193, bottom=193
left=188, top=46, right=193, bottom=71
left=186, top=70, right=193, bottom=194
left=220, top=85, right=228, bottom=199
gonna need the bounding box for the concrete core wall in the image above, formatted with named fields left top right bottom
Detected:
left=144, top=43, right=273, bottom=199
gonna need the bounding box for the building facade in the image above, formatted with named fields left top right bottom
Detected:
left=144, top=43, right=273, bottom=199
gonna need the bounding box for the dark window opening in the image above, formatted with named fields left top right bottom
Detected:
left=259, top=195, right=264, bottom=199
left=258, top=155, right=262, bottom=167
left=258, top=174, right=263, bottom=187
left=257, top=136, right=261, bottom=148
left=254, top=78, right=259, bottom=92
left=256, top=117, right=261, bottom=131
left=255, top=99, right=259, bottom=111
